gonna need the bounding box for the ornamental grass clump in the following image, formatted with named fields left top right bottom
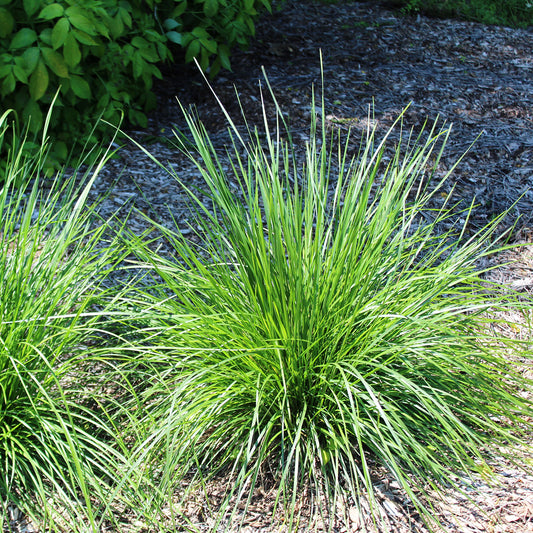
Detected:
left=125, top=77, right=532, bottom=529
left=0, top=110, right=137, bottom=531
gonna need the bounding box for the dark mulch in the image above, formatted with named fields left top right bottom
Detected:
left=146, top=0, right=533, bottom=234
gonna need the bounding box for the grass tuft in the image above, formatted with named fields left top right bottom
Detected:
left=122, top=74, right=532, bottom=530
left=0, top=109, right=140, bottom=531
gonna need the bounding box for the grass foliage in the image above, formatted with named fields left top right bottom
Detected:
left=0, top=74, right=531, bottom=531
left=122, top=76, right=533, bottom=528
left=0, top=111, right=137, bottom=530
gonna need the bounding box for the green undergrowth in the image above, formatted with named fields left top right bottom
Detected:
left=396, top=0, right=533, bottom=28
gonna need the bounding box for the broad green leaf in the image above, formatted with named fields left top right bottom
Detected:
left=258, top=0, right=272, bottom=13
left=0, top=8, right=14, bottom=38
left=10, top=28, right=37, bottom=49
left=42, top=47, right=69, bottom=78
left=51, top=17, right=70, bottom=49
left=0, top=64, right=10, bottom=77
left=93, top=20, right=109, bottom=39
left=23, top=0, right=40, bottom=16
left=171, top=1, right=187, bottom=17
left=66, top=7, right=96, bottom=35
left=166, top=31, right=182, bottom=45
left=131, top=37, right=160, bottom=63
left=118, top=6, right=132, bottom=28
left=131, top=36, right=149, bottom=49
left=1, top=71, right=15, bottom=96
left=122, top=44, right=133, bottom=64
left=52, top=17, right=70, bottom=50
left=38, top=3, right=64, bottom=20
left=209, top=56, right=221, bottom=78
left=191, top=26, right=210, bottom=40
left=29, top=58, right=48, bottom=100
left=13, top=64, right=28, bottom=83
left=69, top=75, right=91, bottom=99
left=131, top=51, right=144, bottom=79
left=203, top=0, right=218, bottom=18
left=137, top=43, right=159, bottom=63
left=199, top=48, right=209, bottom=71
left=152, top=64, right=162, bottom=80
left=22, top=47, right=40, bottom=73
left=157, top=41, right=169, bottom=59
left=163, top=18, right=180, bottom=30
left=103, top=105, right=120, bottom=122
left=22, top=98, right=43, bottom=132
left=97, top=92, right=109, bottom=110
left=218, top=44, right=231, bottom=71
left=185, top=39, right=200, bottom=63
left=142, top=67, right=152, bottom=89
left=189, top=27, right=216, bottom=55
left=39, top=28, right=52, bottom=46
left=128, top=108, right=147, bottom=128
left=143, top=29, right=163, bottom=42
left=107, top=14, right=124, bottom=39
left=245, top=17, right=255, bottom=35
left=72, top=29, right=98, bottom=46
left=63, top=33, right=81, bottom=67
left=200, top=37, right=217, bottom=54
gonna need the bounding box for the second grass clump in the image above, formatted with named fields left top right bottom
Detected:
left=124, top=79, right=532, bottom=529
left=0, top=110, right=143, bottom=530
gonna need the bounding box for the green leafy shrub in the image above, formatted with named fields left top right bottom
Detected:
left=163, top=0, right=273, bottom=72
left=0, top=109, right=141, bottom=530
left=398, top=0, right=533, bottom=28
left=122, top=78, right=533, bottom=529
left=0, top=0, right=271, bottom=176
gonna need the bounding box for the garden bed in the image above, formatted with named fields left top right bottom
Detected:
left=5, top=0, right=533, bottom=531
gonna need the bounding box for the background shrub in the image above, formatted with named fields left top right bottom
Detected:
left=0, top=0, right=271, bottom=176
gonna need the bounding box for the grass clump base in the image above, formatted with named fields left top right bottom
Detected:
left=123, top=72, right=533, bottom=531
